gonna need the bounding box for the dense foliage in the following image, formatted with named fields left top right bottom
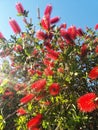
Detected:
left=0, top=2, right=98, bottom=130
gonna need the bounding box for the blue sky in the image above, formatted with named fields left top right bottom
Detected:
left=0, top=0, right=98, bottom=39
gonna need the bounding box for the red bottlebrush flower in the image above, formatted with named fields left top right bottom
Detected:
left=95, top=24, right=98, bottom=30
left=27, top=114, right=42, bottom=129
left=31, top=79, right=46, bottom=92
left=60, top=29, right=73, bottom=44
left=15, top=2, right=24, bottom=14
left=77, top=93, right=97, bottom=112
left=95, top=45, right=98, bottom=53
left=17, top=108, right=26, bottom=116
left=49, top=83, right=60, bottom=96
left=13, top=45, right=23, bottom=52
left=36, top=70, right=42, bottom=76
left=41, top=15, right=50, bottom=30
left=77, top=28, right=84, bottom=36
left=44, top=67, right=54, bottom=76
left=60, top=23, right=67, bottom=29
left=50, top=16, right=60, bottom=24
left=44, top=4, right=52, bottom=16
left=43, top=59, right=54, bottom=67
left=46, top=48, right=60, bottom=60
left=81, top=43, right=88, bottom=56
left=20, top=94, right=35, bottom=104
left=9, top=18, right=21, bottom=34
left=88, top=66, right=98, bottom=80
left=67, top=25, right=77, bottom=39
left=36, top=30, right=46, bottom=40
left=0, top=32, right=5, bottom=39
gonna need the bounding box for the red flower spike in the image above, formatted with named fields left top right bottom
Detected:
left=41, top=15, right=50, bottom=30
left=67, top=25, right=77, bottom=39
left=60, top=29, right=73, bottom=44
left=9, top=18, right=21, bottom=34
left=50, top=16, right=60, bottom=24
left=20, top=94, right=35, bottom=104
left=0, top=32, right=5, bottom=39
left=49, top=83, right=60, bottom=96
left=95, top=24, right=98, bottom=30
left=46, top=48, right=60, bottom=60
left=44, top=67, right=54, bottom=76
left=88, top=66, right=98, bottom=80
left=27, top=114, right=42, bottom=129
left=36, top=30, right=46, bottom=40
left=15, top=2, right=24, bottom=14
left=31, top=79, right=46, bottom=92
left=81, top=43, right=88, bottom=56
left=77, top=28, right=84, bottom=36
left=60, top=23, right=67, bottom=29
left=43, top=59, right=54, bottom=67
left=77, top=93, right=97, bottom=112
left=17, top=108, right=26, bottom=116
left=44, top=4, right=52, bottom=16
left=95, top=45, right=98, bottom=53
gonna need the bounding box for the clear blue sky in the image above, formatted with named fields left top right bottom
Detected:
left=0, top=0, right=98, bottom=39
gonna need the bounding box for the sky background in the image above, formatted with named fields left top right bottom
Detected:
left=0, top=0, right=98, bottom=39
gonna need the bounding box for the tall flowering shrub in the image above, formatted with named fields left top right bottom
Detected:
left=0, top=2, right=98, bottom=130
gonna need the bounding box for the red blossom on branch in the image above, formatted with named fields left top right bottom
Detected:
left=17, top=107, right=26, bottom=116
left=77, top=93, right=97, bottom=112
left=31, top=79, right=46, bottom=92
left=44, top=4, right=52, bottom=16
left=27, top=114, right=42, bottom=129
left=49, top=83, right=60, bottom=96
left=88, top=66, right=98, bottom=80
left=20, top=94, right=35, bottom=104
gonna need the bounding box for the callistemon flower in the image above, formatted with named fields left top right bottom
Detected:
left=88, top=66, right=98, bottom=80
left=15, top=2, right=24, bottom=14
left=67, top=25, right=77, bottom=39
left=46, top=48, right=60, bottom=60
left=0, top=32, right=5, bottom=39
left=31, top=79, right=46, bottom=92
left=49, top=83, right=60, bottom=96
left=36, top=30, right=46, bottom=40
left=77, top=28, right=84, bottom=36
left=9, top=18, right=21, bottom=34
left=27, top=114, right=42, bottom=129
left=20, top=94, right=35, bottom=104
left=17, top=107, right=26, bottom=116
left=81, top=43, right=88, bottom=56
left=60, top=29, right=73, bottom=44
left=60, top=23, right=67, bottom=29
left=44, top=4, right=52, bottom=16
left=77, top=93, right=98, bottom=112
left=41, top=15, right=50, bottom=30
left=44, top=67, right=54, bottom=76
left=95, top=24, right=98, bottom=30
left=43, top=59, right=54, bottom=67
left=50, top=16, right=60, bottom=24
left=95, top=45, right=98, bottom=53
